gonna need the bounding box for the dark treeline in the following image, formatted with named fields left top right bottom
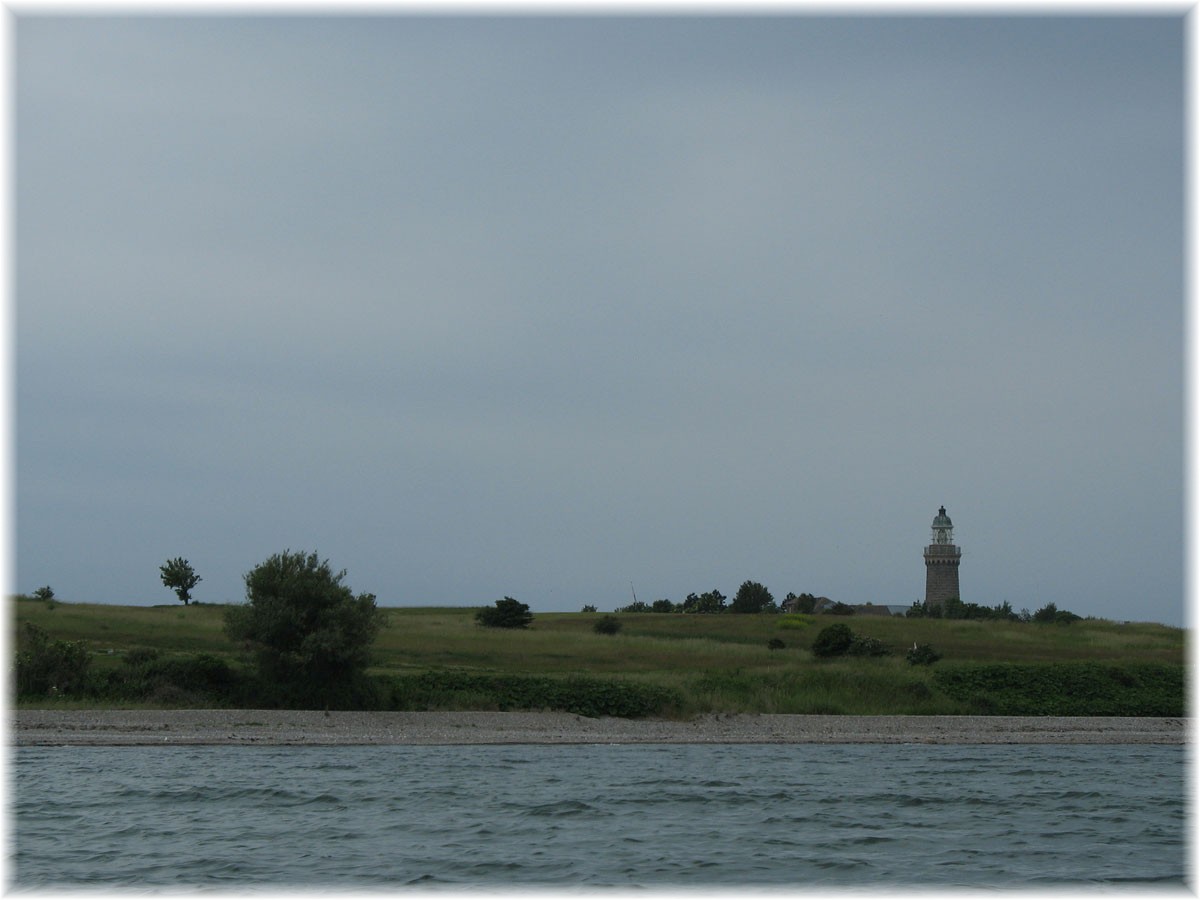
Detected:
left=610, top=581, right=1081, bottom=624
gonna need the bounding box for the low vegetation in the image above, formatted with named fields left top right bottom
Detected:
left=11, top=594, right=1186, bottom=718
left=475, top=597, right=534, bottom=629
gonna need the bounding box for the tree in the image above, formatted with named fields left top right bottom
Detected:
left=618, top=600, right=652, bottom=613
left=32, top=586, right=54, bottom=602
left=784, top=592, right=817, bottom=614
left=730, top=580, right=776, bottom=614
left=160, top=557, right=201, bottom=605
left=476, top=596, right=533, bottom=629
left=650, top=598, right=678, bottom=613
left=224, top=550, right=383, bottom=690
left=1032, top=601, right=1057, bottom=622
left=994, top=600, right=1019, bottom=621
left=682, top=590, right=726, bottom=614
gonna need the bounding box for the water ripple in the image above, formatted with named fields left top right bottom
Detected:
left=13, top=743, right=1184, bottom=889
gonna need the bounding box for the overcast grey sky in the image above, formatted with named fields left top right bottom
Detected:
left=15, top=14, right=1183, bottom=625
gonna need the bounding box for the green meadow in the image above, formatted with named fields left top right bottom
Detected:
left=12, top=598, right=1187, bottom=717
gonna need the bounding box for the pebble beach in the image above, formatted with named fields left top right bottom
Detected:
left=13, top=709, right=1187, bottom=746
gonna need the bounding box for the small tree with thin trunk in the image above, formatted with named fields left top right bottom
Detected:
left=160, top=557, right=201, bottom=605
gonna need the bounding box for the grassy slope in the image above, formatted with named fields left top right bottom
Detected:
left=12, top=599, right=1186, bottom=715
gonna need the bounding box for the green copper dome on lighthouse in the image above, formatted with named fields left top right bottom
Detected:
left=932, top=506, right=953, bottom=530
left=931, top=506, right=954, bottom=545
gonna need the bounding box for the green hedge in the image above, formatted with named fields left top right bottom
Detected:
left=91, top=653, right=246, bottom=705
left=385, top=671, right=681, bottom=718
left=933, top=662, right=1184, bottom=716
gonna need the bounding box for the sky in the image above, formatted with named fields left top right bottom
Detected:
left=13, top=12, right=1185, bottom=626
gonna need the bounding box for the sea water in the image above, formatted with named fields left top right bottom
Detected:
left=11, top=743, right=1186, bottom=888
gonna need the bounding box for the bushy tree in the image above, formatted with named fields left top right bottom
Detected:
left=224, top=551, right=383, bottom=690
left=32, top=586, right=54, bottom=602
left=581, top=604, right=597, bottom=613
left=1032, top=601, right=1059, bottom=622
left=160, top=557, right=201, bottom=605
left=651, top=598, right=678, bottom=613
left=682, top=590, right=726, bottom=614
left=730, top=580, right=776, bottom=614
left=476, top=596, right=533, bottom=629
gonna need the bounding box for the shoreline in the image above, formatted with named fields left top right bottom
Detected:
left=12, top=709, right=1188, bottom=746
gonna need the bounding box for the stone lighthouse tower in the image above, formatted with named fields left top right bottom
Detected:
left=923, top=505, right=961, bottom=611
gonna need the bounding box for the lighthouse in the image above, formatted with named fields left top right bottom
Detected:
left=923, top=505, right=961, bottom=611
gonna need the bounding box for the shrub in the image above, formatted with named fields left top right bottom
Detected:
left=827, top=601, right=856, bottom=616
left=651, top=599, right=678, bottom=613
left=811, top=623, right=855, bottom=658
left=95, top=652, right=244, bottom=705
left=14, top=623, right=92, bottom=697
left=153, top=654, right=235, bottom=694
left=594, top=615, right=622, bottom=635
left=1032, top=602, right=1081, bottom=624
left=32, top=586, right=54, bottom=602
left=581, top=604, right=597, bottom=613
left=386, top=671, right=679, bottom=718
left=933, top=662, right=1184, bottom=716
left=123, top=647, right=161, bottom=667
left=767, top=638, right=785, bottom=651
left=847, top=635, right=890, bottom=657
left=476, top=596, right=534, bottom=629
left=906, top=643, right=942, bottom=666
left=909, top=599, right=1023, bottom=621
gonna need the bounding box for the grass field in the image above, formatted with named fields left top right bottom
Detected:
left=11, top=598, right=1187, bottom=716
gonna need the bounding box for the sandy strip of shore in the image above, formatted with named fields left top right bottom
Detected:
left=11, top=710, right=1187, bottom=746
